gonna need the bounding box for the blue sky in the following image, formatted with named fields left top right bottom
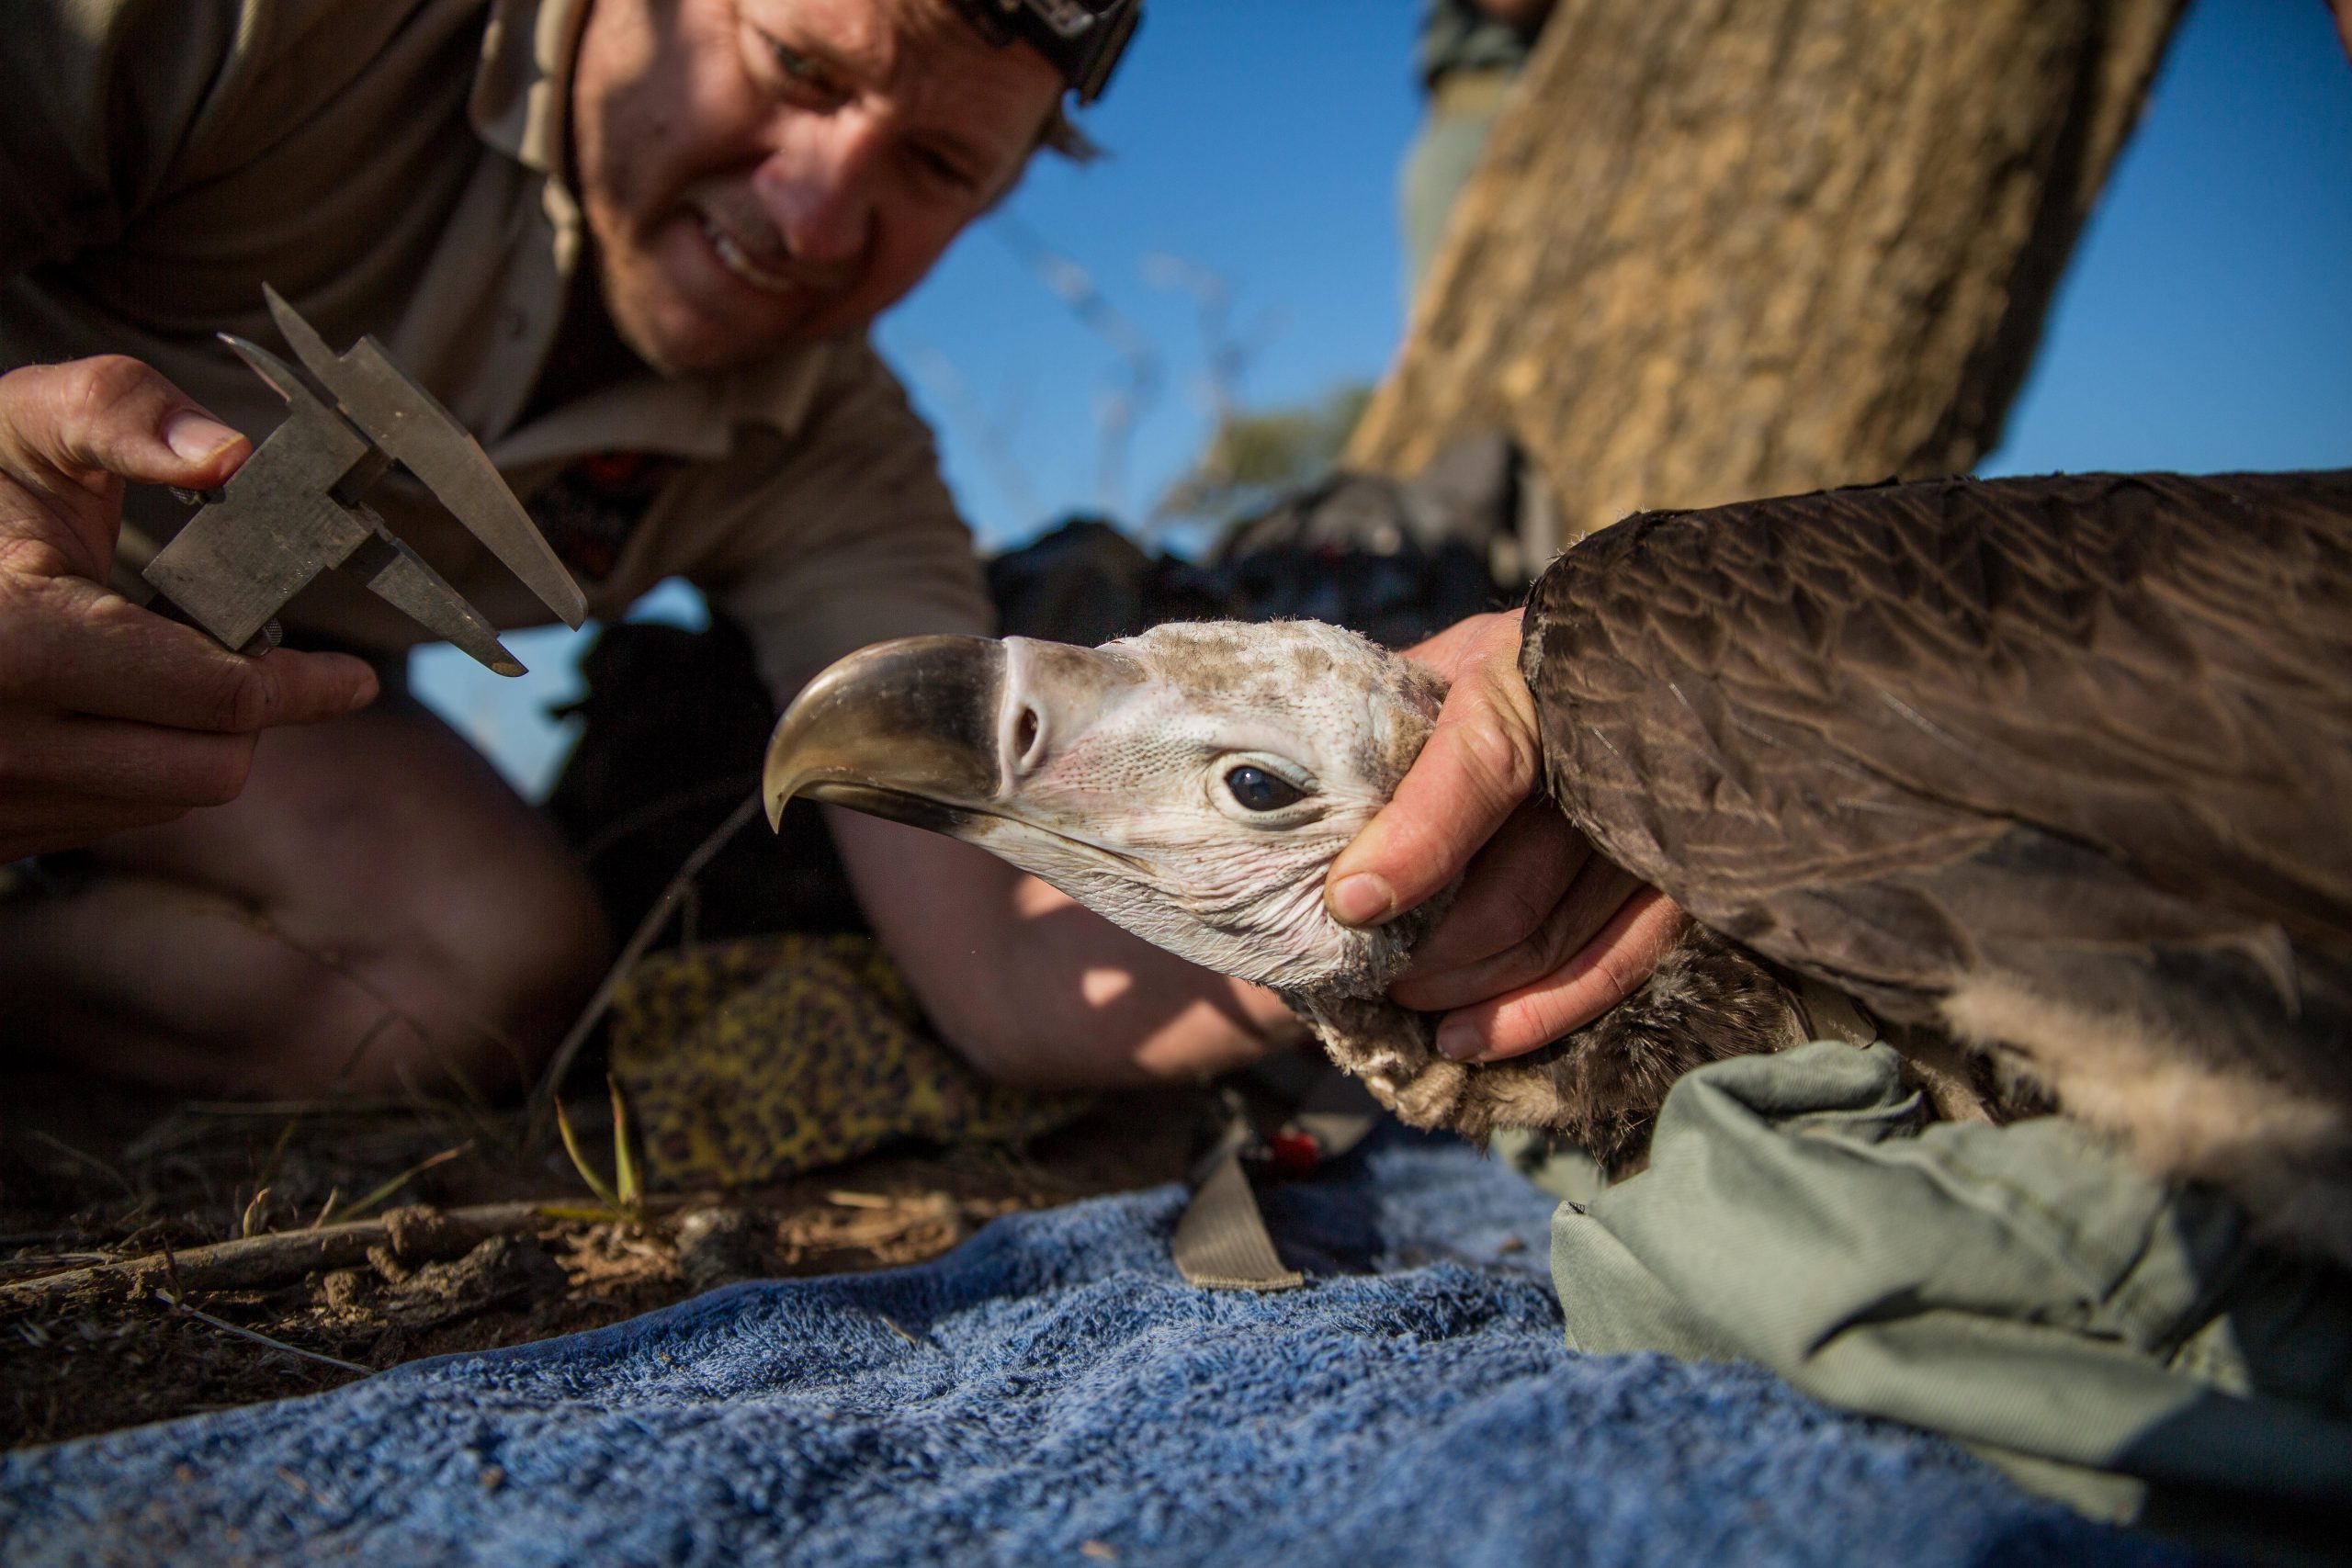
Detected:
left=415, top=0, right=2352, bottom=793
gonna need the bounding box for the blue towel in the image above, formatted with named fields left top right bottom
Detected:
left=1, top=1133, right=2208, bottom=1566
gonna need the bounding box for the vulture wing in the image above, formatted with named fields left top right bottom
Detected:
left=1523, top=471, right=2352, bottom=1205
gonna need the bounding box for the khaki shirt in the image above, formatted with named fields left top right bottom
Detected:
left=0, top=0, right=993, bottom=699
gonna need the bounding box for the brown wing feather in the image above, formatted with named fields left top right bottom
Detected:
left=1523, top=470, right=2352, bottom=1122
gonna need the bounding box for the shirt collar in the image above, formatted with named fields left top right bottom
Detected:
left=469, top=0, right=593, bottom=179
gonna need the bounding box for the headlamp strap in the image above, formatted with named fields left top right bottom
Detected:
left=949, top=0, right=1141, bottom=105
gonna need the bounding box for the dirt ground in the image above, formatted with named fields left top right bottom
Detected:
left=0, top=1061, right=1204, bottom=1450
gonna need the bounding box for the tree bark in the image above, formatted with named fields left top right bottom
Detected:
left=1348, top=0, right=2188, bottom=543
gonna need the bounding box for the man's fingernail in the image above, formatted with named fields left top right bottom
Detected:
left=1437, top=1020, right=1481, bottom=1061
left=164, top=411, right=243, bottom=464
left=1329, top=873, right=1396, bottom=927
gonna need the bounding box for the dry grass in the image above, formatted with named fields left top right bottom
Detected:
left=0, top=1062, right=1204, bottom=1450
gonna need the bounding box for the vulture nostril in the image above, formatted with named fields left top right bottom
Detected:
left=1013, top=705, right=1042, bottom=767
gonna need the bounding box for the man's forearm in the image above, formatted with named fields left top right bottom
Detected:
left=826, top=809, right=1306, bottom=1089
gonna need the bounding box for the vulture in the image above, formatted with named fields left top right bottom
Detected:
left=763, top=470, right=2352, bottom=1268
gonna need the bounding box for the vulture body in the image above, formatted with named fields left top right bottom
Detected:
left=765, top=470, right=2352, bottom=1267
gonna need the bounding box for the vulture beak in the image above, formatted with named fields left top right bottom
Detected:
left=763, top=635, right=1008, bottom=835
left=763, top=634, right=1151, bottom=844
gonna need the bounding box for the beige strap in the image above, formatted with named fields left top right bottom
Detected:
left=1170, top=1134, right=1306, bottom=1292
left=1170, top=1072, right=1385, bottom=1292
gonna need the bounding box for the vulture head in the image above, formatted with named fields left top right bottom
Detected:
left=764, top=619, right=1802, bottom=1166
left=763, top=621, right=1447, bottom=994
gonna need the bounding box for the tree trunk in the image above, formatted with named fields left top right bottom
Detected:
left=1347, top=0, right=2187, bottom=545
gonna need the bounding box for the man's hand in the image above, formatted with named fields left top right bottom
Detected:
left=1323, top=608, right=1684, bottom=1063
left=0, top=356, right=379, bottom=860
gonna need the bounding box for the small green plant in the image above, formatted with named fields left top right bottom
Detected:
left=549, top=1077, right=645, bottom=1221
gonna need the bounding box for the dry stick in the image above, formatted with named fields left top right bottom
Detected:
left=0, top=1252, right=108, bottom=1283
left=526, top=792, right=765, bottom=1142
left=153, top=1241, right=368, bottom=1372
left=0, top=1195, right=689, bottom=1310
left=153, top=1291, right=370, bottom=1377
left=153, top=1234, right=368, bottom=1373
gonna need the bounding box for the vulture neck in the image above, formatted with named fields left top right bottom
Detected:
left=1281, top=923, right=1824, bottom=1170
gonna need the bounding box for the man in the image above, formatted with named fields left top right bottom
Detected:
left=1401, top=0, right=1555, bottom=299
left=0, top=0, right=1671, bottom=1100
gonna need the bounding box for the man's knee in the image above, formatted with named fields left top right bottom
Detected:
left=337, top=839, right=610, bottom=1097
left=137, top=703, right=611, bottom=1097
left=449, top=848, right=611, bottom=1085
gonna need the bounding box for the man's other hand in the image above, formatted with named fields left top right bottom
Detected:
left=1322, top=608, right=1684, bottom=1063
left=0, top=356, right=379, bottom=860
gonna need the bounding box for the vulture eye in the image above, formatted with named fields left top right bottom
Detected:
left=1224, top=764, right=1305, bottom=812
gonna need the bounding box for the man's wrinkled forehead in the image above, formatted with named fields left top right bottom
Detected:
left=742, top=0, right=1058, bottom=166
left=738, top=0, right=1035, bottom=85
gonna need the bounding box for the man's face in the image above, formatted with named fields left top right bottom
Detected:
left=571, top=0, right=1063, bottom=373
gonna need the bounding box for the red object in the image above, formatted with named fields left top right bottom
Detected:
left=1267, top=1128, right=1321, bottom=1177
left=581, top=451, right=648, bottom=487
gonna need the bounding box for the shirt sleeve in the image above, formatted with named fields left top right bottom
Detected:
left=684, top=340, right=996, bottom=704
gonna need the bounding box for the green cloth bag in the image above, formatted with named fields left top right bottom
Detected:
left=1544, top=1040, right=2352, bottom=1560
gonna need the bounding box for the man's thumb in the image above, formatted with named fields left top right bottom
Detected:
left=5, top=356, right=251, bottom=495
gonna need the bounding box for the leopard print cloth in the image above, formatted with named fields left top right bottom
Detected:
left=610, top=933, right=1091, bottom=1188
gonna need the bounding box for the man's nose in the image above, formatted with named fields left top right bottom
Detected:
left=753, top=115, right=883, bottom=265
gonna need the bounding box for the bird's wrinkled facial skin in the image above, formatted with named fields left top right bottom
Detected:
left=983, top=622, right=1446, bottom=994
left=763, top=620, right=1448, bottom=998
